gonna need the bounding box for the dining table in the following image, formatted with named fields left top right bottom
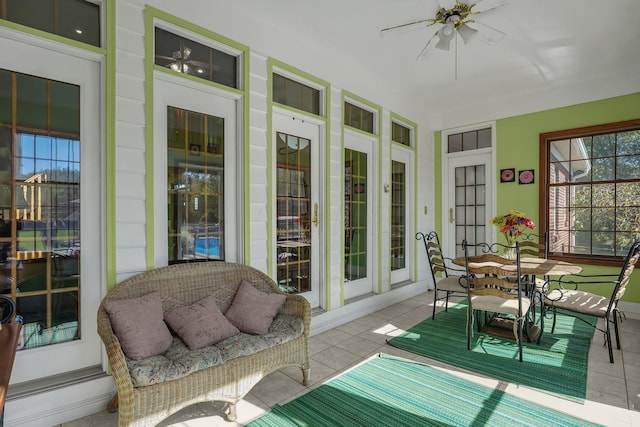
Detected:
left=451, top=254, right=583, bottom=342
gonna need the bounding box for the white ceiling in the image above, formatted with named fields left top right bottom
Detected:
left=186, top=0, right=640, bottom=129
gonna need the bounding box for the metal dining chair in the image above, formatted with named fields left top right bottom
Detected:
left=462, top=240, right=533, bottom=362
left=543, top=240, right=640, bottom=363
left=417, top=231, right=468, bottom=320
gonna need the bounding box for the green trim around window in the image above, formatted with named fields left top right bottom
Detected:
left=267, top=57, right=331, bottom=309
left=389, top=112, right=418, bottom=283
left=143, top=6, right=250, bottom=269
left=341, top=91, right=382, bottom=300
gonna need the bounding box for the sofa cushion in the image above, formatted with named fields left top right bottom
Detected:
left=225, top=280, right=286, bottom=334
left=126, top=313, right=303, bottom=387
left=164, top=296, right=240, bottom=350
left=216, top=313, right=304, bottom=361
left=127, top=337, right=225, bottom=387
left=104, top=292, right=173, bottom=360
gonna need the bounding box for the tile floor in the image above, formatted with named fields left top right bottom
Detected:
left=62, top=292, right=640, bottom=426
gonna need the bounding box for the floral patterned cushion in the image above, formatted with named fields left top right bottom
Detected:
left=126, top=313, right=303, bottom=387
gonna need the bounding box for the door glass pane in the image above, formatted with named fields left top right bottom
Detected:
left=454, top=164, right=486, bottom=255
left=345, top=149, right=368, bottom=281
left=391, top=160, right=405, bottom=271
left=1, top=69, right=81, bottom=351
left=167, top=107, right=225, bottom=262
left=276, top=132, right=311, bottom=293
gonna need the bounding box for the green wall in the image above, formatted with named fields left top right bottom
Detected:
left=436, top=92, right=640, bottom=303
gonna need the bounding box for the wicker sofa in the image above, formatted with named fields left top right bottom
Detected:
left=97, top=261, right=311, bottom=427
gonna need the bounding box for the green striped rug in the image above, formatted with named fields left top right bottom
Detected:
left=387, top=302, right=595, bottom=400
left=247, top=354, right=601, bottom=427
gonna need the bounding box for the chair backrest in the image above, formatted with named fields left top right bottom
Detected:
left=417, top=231, right=449, bottom=281
left=462, top=240, right=524, bottom=305
left=519, top=232, right=548, bottom=258
left=613, top=240, right=640, bottom=303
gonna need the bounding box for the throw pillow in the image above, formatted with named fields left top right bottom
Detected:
left=104, top=292, right=173, bottom=360
left=164, top=296, right=240, bottom=350
left=225, top=280, right=286, bottom=335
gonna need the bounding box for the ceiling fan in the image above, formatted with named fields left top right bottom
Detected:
left=156, top=46, right=209, bottom=75
left=381, top=0, right=509, bottom=62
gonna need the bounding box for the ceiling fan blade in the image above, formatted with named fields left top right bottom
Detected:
left=471, top=0, right=509, bottom=14
left=436, top=0, right=457, bottom=9
left=380, top=18, right=435, bottom=37
left=189, top=60, right=210, bottom=68
left=472, top=20, right=506, bottom=45
left=416, top=30, right=440, bottom=61
left=155, top=55, right=176, bottom=61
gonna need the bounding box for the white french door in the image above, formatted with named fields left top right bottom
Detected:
left=153, top=73, right=240, bottom=266
left=272, top=111, right=322, bottom=308
left=1, top=35, right=103, bottom=384
left=443, top=152, right=494, bottom=259
left=343, top=130, right=374, bottom=300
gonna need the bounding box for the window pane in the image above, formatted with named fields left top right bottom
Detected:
left=448, top=134, right=462, bottom=153
left=392, top=122, right=411, bottom=146
left=272, top=74, right=320, bottom=115
left=167, top=106, right=225, bottom=262
left=616, top=154, right=640, bottom=179
left=617, top=130, right=640, bottom=155
left=5, top=0, right=100, bottom=47
left=447, top=127, right=491, bottom=153
left=344, top=102, right=374, bottom=134
left=155, top=28, right=239, bottom=89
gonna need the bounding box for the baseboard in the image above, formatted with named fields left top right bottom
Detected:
left=310, top=280, right=429, bottom=336
left=619, top=301, right=640, bottom=320
left=4, top=376, right=114, bottom=427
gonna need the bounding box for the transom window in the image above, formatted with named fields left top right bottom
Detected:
left=541, top=119, right=640, bottom=264
left=155, top=27, right=238, bottom=89
left=344, top=102, right=374, bottom=134
left=448, top=127, right=491, bottom=153
left=392, top=122, right=412, bottom=147
left=272, top=74, right=320, bottom=116
left=1, top=0, right=101, bottom=47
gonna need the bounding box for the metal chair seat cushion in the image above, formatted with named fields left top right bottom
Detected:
left=435, top=275, right=468, bottom=292
left=544, top=289, right=609, bottom=318
left=470, top=295, right=532, bottom=317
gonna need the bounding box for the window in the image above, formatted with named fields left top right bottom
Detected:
left=155, top=27, right=238, bottom=89
left=2, top=0, right=101, bottom=47
left=0, top=69, right=81, bottom=349
left=344, top=102, right=374, bottom=134
left=391, top=161, right=406, bottom=270
left=272, top=74, right=320, bottom=115
left=167, top=106, right=225, bottom=263
left=344, top=149, right=368, bottom=281
left=392, top=122, right=412, bottom=147
left=448, top=127, right=491, bottom=153
left=541, top=119, right=640, bottom=264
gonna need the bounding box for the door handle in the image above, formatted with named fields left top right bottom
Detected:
left=312, top=203, right=319, bottom=227
left=449, top=208, right=455, bottom=224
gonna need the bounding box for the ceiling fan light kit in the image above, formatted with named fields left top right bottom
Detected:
left=381, top=0, right=508, bottom=75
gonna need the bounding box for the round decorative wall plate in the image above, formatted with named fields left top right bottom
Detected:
left=500, top=168, right=515, bottom=183
left=519, top=170, right=535, bottom=184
